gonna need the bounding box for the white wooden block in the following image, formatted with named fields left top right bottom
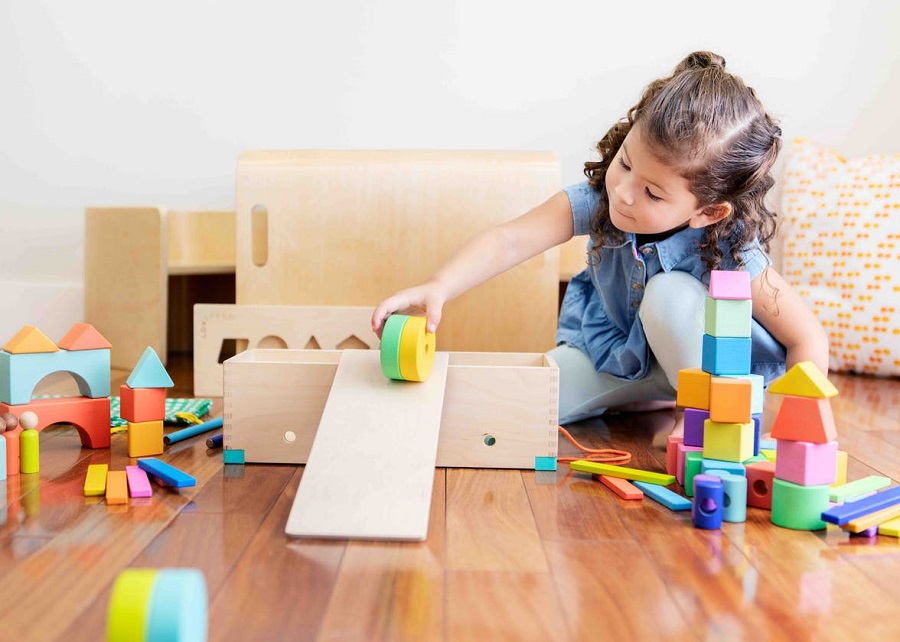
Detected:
left=285, top=350, right=449, bottom=540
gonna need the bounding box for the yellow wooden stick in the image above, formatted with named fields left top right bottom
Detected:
left=843, top=503, right=900, bottom=533
left=83, top=464, right=109, bottom=496
left=570, top=461, right=676, bottom=486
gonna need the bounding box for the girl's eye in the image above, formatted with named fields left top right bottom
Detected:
left=618, top=157, right=631, bottom=171
left=645, top=187, right=662, bottom=202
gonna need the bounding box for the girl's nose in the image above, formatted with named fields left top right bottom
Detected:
left=616, top=179, right=635, bottom=206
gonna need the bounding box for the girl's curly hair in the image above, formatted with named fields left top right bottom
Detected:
left=585, top=51, right=782, bottom=273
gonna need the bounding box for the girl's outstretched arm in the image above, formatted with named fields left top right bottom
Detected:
left=371, top=191, right=575, bottom=336
left=751, top=267, right=830, bottom=374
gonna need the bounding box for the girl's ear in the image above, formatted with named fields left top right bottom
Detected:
left=689, top=202, right=732, bottom=229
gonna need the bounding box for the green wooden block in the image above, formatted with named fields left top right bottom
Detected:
left=771, top=478, right=829, bottom=531
left=684, top=451, right=704, bottom=498
left=830, top=475, right=891, bottom=503
left=705, top=297, right=752, bottom=338
left=743, top=454, right=768, bottom=465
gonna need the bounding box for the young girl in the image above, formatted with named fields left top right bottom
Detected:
left=371, top=51, right=829, bottom=426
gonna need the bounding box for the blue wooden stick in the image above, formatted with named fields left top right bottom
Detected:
left=163, top=416, right=223, bottom=445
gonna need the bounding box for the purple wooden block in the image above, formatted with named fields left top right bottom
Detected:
left=709, top=270, right=751, bottom=300
left=684, top=408, right=709, bottom=447
left=852, top=526, right=879, bottom=537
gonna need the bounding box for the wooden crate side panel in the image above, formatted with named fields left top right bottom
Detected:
left=224, top=360, right=336, bottom=463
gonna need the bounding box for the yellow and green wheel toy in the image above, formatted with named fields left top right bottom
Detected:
left=379, top=314, right=436, bottom=382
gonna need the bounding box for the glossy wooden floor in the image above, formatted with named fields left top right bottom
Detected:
left=1, top=356, right=899, bottom=641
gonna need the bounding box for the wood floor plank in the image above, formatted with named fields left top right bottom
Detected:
left=316, top=470, right=446, bottom=642
left=446, top=469, right=547, bottom=572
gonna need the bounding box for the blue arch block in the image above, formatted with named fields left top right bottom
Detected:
left=0, top=348, right=110, bottom=405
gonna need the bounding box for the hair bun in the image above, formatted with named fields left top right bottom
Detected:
left=677, top=51, right=726, bottom=72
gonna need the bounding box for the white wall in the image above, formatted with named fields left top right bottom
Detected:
left=2, top=0, right=898, bottom=342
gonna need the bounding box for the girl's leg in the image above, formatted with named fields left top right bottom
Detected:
left=639, top=271, right=707, bottom=389
left=548, top=344, right=674, bottom=425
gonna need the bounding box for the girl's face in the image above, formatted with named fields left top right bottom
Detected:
left=605, top=124, right=714, bottom=235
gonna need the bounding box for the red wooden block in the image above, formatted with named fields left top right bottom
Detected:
left=770, top=395, right=837, bottom=444
left=119, top=384, right=166, bottom=423
left=746, top=461, right=776, bottom=510
left=666, top=434, right=683, bottom=476
left=0, top=397, right=110, bottom=449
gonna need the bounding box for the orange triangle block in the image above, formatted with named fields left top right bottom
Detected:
left=3, top=325, right=59, bottom=354
left=770, top=395, right=837, bottom=444
left=767, top=361, right=838, bottom=398
left=58, top=323, right=112, bottom=351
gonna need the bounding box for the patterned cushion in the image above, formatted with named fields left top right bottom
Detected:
left=781, top=138, right=900, bottom=376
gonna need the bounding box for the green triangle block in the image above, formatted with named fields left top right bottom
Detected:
left=127, top=347, right=174, bottom=388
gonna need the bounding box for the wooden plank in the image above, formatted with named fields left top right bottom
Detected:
left=285, top=350, right=448, bottom=540
left=234, top=150, right=561, bottom=354
left=193, top=304, right=376, bottom=397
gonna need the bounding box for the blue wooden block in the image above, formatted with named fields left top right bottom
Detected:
left=693, top=474, right=724, bottom=529
left=701, top=458, right=745, bottom=477
left=724, top=374, right=764, bottom=414
left=127, top=347, right=175, bottom=389
left=759, top=437, right=777, bottom=451
left=633, top=481, right=692, bottom=511
left=821, top=485, right=900, bottom=525
left=752, top=414, right=761, bottom=456
left=701, top=335, right=751, bottom=376
left=137, top=457, right=196, bottom=488
left=0, top=436, right=6, bottom=481
left=704, top=470, right=748, bottom=523
left=223, top=449, right=245, bottom=465
left=534, top=456, right=557, bottom=471
left=0, top=348, right=110, bottom=405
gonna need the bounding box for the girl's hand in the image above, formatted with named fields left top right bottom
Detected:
left=371, top=282, right=447, bottom=339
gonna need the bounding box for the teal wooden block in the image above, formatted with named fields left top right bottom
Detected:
left=0, top=435, right=6, bottom=480
left=724, top=374, right=764, bottom=414
left=534, top=456, right=557, bottom=471
left=223, top=449, right=246, bottom=465
left=701, top=458, right=746, bottom=477
left=0, top=348, right=110, bottom=405
left=772, top=479, right=829, bottom=530
left=633, top=481, right=692, bottom=511
left=704, top=297, right=752, bottom=338
left=702, top=335, right=751, bottom=376
left=704, top=470, right=747, bottom=522
left=127, top=347, right=174, bottom=389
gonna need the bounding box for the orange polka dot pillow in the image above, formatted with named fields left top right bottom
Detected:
left=781, top=138, right=900, bottom=376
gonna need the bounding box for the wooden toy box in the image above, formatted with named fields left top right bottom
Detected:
left=223, top=349, right=559, bottom=469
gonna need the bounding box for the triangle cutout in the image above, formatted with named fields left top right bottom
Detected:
left=3, top=325, right=59, bottom=354
left=127, top=346, right=175, bottom=388
left=58, top=323, right=112, bottom=351
left=767, top=361, right=838, bottom=398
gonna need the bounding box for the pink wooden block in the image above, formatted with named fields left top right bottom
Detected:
left=676, top=442, right=704, bottom=486
left=125, top=465, right=153, bottom=498
left=709, top=270, right=752, bottom=300
left=746, top=460, right=775, bottom=510
left=666, top=434, right=683, bottom=476
left=775, top=440, right=838, bottom=486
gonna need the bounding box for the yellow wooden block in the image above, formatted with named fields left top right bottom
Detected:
left=877, top=516, right=900, bottom=538
left=833, top=450, right=848, bottom=487
left=676, top=367, right=710, bottom=410
left=3, top=325, right=59, bottom=354
left=84, top=464, right=109, bottom=496
left=761, top=449, right=777, bottom=461
left=127, top=420, right=164, bottom=458
left=570, top=461, right=676, bottom=486
left=767, top=361, right=838, bottom=398
left=844, top=503, right=900, bottom=533
left=397, top=316, right=436, bottom=382
left=703, top=419, right=754, bottom=463
left=106, top=470, right=129, bottom=505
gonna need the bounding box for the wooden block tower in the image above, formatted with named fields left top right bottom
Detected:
left=768, top=362, right=839, bottom=531
left=121, top=347, right=174, bottom=458
left=675, top=271, right=762, bottom=513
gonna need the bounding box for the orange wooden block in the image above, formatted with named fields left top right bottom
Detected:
left=0, top=397, right=111, bottom=449
left=770, top=395, right=837, bottom=444
left=127, top=420, right=164, bottom=458
left=3, top=325, right=58, bottom=354
left=676, top=368, right=710, bottom=410
left=709, top=377, right=752, bottom=423
left=595, top=474, right=644, bottom=500
left=57, top=323, right=112, bottom=351
left=120, top=384, right=166, bottom=423
left=106, top=470, right=129, bottom=505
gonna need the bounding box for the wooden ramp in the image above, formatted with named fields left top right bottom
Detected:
left=285, top=350, right=449, bottom=541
